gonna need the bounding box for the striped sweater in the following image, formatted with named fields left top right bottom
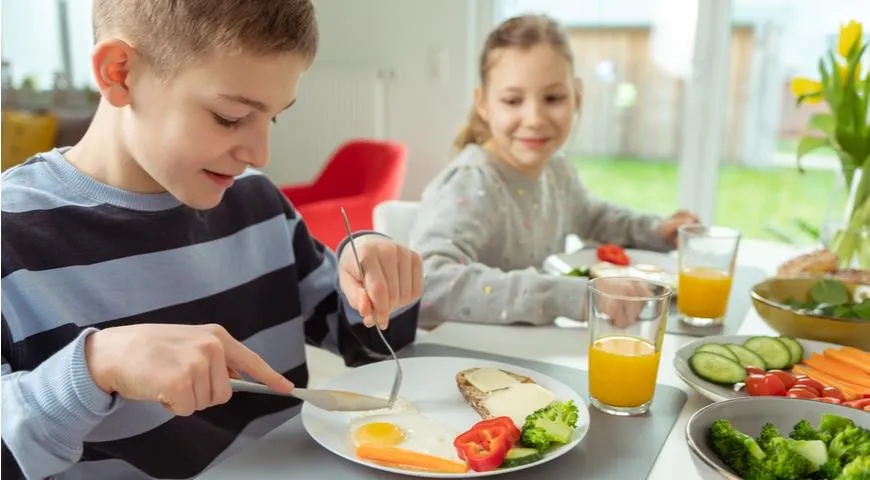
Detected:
left=0, top=149, right=419, bottom=479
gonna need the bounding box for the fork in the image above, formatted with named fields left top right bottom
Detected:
left=340, top=207, right=403, bottom=408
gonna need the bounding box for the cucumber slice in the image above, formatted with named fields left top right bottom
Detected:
left=776, top=337, right=804, bottom=367
left=743, top=336, right=792, bottom=370
left=688, top=351, right=748, bottom=385
left=724, top=344, right=768, bottom=370
left=696, top=343, right=740, bottom=362
left=501, top=447, right=543, bottom=468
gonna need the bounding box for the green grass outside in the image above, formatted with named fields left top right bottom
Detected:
left=571, top=155, right=841, bottom=244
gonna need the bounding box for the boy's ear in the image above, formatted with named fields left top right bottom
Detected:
left=573, top=77, right=583, bottom=112
left=474, top=86, right=489, bottom=122
left=92, top=39, right=139, bottom=107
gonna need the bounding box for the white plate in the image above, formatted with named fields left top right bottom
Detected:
left=301, top=356, right=591, bottom=478
left=543, top=249, right=678, bottom=292
left=672, top=334, right=845, bottom=403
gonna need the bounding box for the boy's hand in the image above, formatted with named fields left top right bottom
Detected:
left=658, top=209, right=701, bottom=246
left=86, top=324, right=293, bottom=416
left=338, top=235, right=423, bottom=329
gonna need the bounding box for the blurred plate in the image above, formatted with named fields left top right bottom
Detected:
left=543, top=248, right=678, bottom=292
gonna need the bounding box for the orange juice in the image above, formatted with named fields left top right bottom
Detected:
left=677, top=267, right=733, bottom=319
left=589, top=336, right=661, bottom=407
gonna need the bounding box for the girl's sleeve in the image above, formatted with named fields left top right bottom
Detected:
left=408, top=165, right=588, bottom=329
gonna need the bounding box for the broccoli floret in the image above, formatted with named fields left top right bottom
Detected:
left=710, top=419, right=767, bottom=477
left=837, top=455, right=870, bottom=480
left=820, top=414, right=856, bottom=437
left=759, top=437, right=817, bottom=479
left=818, top=458, right=843, bottom=480
left=792, top=419, right=833, bottom=444
left=519, top=400, right=579, bottom=452
left=830, top=426, right=870, bottom=466
left=759, top=423, right=784, bottom=451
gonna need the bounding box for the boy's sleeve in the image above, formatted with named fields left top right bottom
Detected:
left=288, top=212, right=419, bottom=366
left=408, top=165, right=589, bottom=329
left=565, top=163, right=672, bottom=252
left=1, top=318, right=124, bottom=479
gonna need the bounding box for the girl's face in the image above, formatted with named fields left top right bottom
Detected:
left=476, top=44, right=579, bottom=176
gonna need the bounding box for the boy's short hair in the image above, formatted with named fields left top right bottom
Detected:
left=93, top=0, right=318, bottom=75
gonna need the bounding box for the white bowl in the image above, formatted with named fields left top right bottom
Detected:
left=685, top=396, right=870, bottom=480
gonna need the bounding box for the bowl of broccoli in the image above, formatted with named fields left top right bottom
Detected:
left=686, top=396, right=870, bottom=480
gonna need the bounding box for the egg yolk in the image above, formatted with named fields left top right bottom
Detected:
left=354, top=422, right=405, bottom=447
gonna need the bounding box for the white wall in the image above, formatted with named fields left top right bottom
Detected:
left=264, top=0, right=487, bottom=200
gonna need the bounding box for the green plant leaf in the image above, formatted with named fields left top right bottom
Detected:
left=808, top=113, right=835, bottom=136
left=796, top=136, right=831, bottom=172
left=792, top=218, right=821, bottom=240
left=835, top=125, right=867, bottom=173
left=810, top=278, right=851, bottom=306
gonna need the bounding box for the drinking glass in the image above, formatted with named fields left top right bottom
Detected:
left=677, top=225, right=741, bottom=327
left=587, top=277, right=672, bottom=416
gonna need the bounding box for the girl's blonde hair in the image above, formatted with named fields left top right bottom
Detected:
left=453, top=14, right=575, bottom=150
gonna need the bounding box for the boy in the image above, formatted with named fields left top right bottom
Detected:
left=0, top=1, right=422, bottom=479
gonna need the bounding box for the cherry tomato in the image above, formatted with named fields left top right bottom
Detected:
left=789, top=385, right=820, bottom=397
left=767, top=370, right=797, bottom=390
left=821, top=386, right=846, bottom=402
left=843, top=398, right=870, bottom=409
left=746, top=367, right=766, bottom=376
left=795, top=378, right=825, bottom=392
left=787, top=388, right=818, bottom=399
left=746, top=373, right=787, bottom=397
left=815, top=397, right=842, bottom=404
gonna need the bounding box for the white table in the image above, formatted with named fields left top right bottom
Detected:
left=204, top=239, right=805, bottom=479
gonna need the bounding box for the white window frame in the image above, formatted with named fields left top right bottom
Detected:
left=677, top=0, right=733, bottom=224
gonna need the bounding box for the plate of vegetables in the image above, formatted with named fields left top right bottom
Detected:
left=686, top=397, right=870, bottom=480
left=543, top=245, right=678, bottom=291
left=673, top=334, right=870, bottom=410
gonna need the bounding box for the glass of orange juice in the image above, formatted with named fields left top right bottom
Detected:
left=677, top=225, right=741, bottom=327
left=587, top=277, right=672, bottom=416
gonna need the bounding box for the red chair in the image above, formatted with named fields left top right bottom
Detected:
left=280, top=139, right=408, bottom=251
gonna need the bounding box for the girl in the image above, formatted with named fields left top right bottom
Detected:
left=408, top=14, right=699, bottom=329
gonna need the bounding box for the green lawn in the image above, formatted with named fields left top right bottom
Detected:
left=571, top=156, right=840, bottom=244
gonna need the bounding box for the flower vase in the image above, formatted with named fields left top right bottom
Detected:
left=823, top=167, right=870, bottom=269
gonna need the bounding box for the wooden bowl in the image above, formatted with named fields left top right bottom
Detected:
left=750, top=277, right=870, bottom=350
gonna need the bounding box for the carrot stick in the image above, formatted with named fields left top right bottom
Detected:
left=838, top=346, right=870, bottom=365
left=792, top=364, right=866, bottom=400
left=824, top=349, right=870, bottom=375
left=804, top=354, right=870, bottom=388
left=356, top=444, right=469, bottom=473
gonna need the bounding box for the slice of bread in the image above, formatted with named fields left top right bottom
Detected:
left=455, top=368, right=535, bottom=419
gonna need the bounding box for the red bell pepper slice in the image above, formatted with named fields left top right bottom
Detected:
left=469, top=416, right=521, bottom=444
left=596, top=244, right=630, bottom=266
left=453, top=425, right=512, bottom=472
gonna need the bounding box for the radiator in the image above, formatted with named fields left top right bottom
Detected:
left=264, top=65, right=389, bottom=184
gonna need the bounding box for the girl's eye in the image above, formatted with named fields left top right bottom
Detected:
left=213, top=113, right=241, bottom=129
left=501, top=98, right=521, bottom=106
left=546, top=95, right=567, bottom=103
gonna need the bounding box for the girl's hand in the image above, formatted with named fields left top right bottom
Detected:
left=658, top=210, right=701, bottom=246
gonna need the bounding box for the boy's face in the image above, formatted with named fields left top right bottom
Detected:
left=476, top=44, right=579, bottom=176
left=122, top=50, right=308, bottom=209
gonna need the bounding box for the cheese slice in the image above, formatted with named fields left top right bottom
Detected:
left=482, top=383, right=557, bottom=428
left=464, top=367, right=520, bottom=393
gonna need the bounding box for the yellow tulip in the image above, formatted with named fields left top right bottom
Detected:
left=838, top=20, right=863, bottom=58
left=837, top=62, right=862, bottom=84
left=790, top=77, right=823, bottom=103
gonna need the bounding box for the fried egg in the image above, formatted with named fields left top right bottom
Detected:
left=348, top=396, right=419, bottom=421
left=348, top=412, right=461, bottom=462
